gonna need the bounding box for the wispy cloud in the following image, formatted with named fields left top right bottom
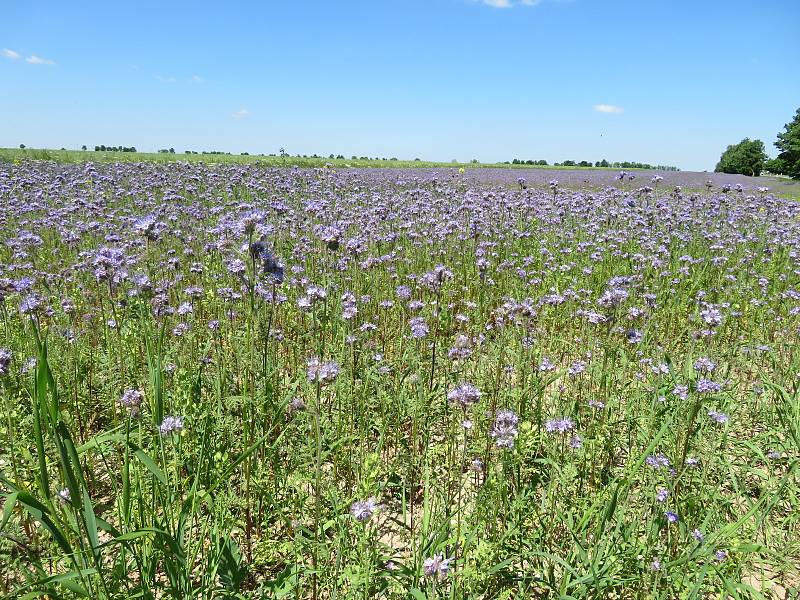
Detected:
left=25, top=55, right=55, bottom=65
left=474, top=0, right=542, bottom=7
left=156, top=75, right=177, bottom=83
left=594, top=104, right=624, bottom=114
left=191, top=74, right=204, bottom=83
left=232, top=108, right=250, bottom=119
left=2, top=48, right=21, bottom=59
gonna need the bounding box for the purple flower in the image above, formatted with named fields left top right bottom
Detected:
left=646, top=454, right=670, bottom=469
left=119, top=389, right=144, bottom=414
left=598, top=288, right=628, bottom=308
left=288, top=397, right=307, bottom=413
left=538, top=357, right=556, bottom=372
left=696, top=379, right=722, bottom=394
left=491, top=409, right=519, bottom=449
left=448, top=334, right=473, bottom=360
left=447, top=383, right=481, bottom=408
left=159, top=415, right=185, bottom=436
left=672, top=385, right=689, bottom=400
left=625, top=329, right=643, bottom=344
left=409, top=317, right=429, bottom=339
left=699, top=305, right=722, bottom=327
left=567, top=360, right=586, bottom=376
left=19, top=294, right=42, bottom=315
left=306, top=358, right=340, bottom=385
left=395, top=285, right=412, bottom=300
left=350, top=497, right=380, bottom=522
left=665, top=511, right=679, bottom=524
left=545, top=417, right=575, bottom=434
left=649, top=558, right=662, bottom=572
left=423, top=554, right=453, bottom=581
left=693, top=357, right=716, bottom=372
left=708, top=410, right=729, bottom=424
left=172, top=322, right=191, bottom=337
left=656, top=488, right=669, bottom=502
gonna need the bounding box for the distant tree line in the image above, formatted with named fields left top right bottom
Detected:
left=510, top=159, right=550, bottom=165
left=506, top=158, right=679, bottom=171
left=94, top=145, right=137, bottom=152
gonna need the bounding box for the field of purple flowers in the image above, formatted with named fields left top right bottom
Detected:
left=1, top=160, right=799, bottom=599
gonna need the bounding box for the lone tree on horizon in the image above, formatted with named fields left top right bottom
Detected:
left=715, top=138, right=767, bottom=177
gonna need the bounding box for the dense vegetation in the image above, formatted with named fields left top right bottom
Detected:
left=511, top=159, right=679, bottom=171
left=765, top=107, right=800, bottom=180
left=2, top=147, right=680, bottom=173
left=717, top=106, right=800, bottom=180
left=0, top=161, right=798, bottom=599
left=715, top=139, right=768, bottom=177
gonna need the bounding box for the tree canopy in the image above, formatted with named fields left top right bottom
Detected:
left=766, top=107, right=800, bottom=179
left=714, top=138, right=766, bottom=176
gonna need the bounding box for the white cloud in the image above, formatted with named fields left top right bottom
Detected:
left=232, top=108, right=250, bottom=119
left=25, top=55, right=55, bottom=65
left=156, top=75, right=177, bottom=83
left=2, top=48, right=20, bottom=59
left=191, top=74, right=204, bottom=83
left=594, top=104, right=624, bottom=114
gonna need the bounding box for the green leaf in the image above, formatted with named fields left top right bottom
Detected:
left=15, top=491, right=74, bottom=557
left=129, top=444, right=167, bottom=485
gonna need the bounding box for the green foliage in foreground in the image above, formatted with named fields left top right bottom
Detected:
left=0, top=165, right=798, bottom=599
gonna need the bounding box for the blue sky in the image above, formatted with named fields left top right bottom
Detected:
left=2, top=0, right=798, bottom=170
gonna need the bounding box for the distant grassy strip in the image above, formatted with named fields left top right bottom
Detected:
left=0, top=147, right=631, bottom=170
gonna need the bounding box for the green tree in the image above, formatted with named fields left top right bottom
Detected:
left=772, top=107, right=800, bottom=179
left=714, top=138, right=767, bottom=176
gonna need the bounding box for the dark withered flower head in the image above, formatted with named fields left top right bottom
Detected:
left=0, top=348, right=12, bottom=375
left=317, top=225, right=342, bottom=250
left=250, top=241, right=284, bottom=283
